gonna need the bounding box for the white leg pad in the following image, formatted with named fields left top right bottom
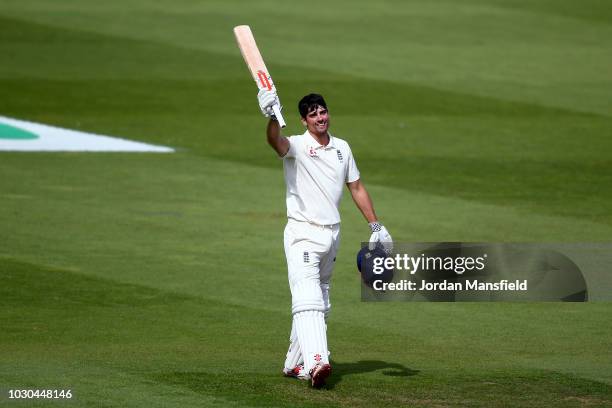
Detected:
left=294, top=310, right=329, bottom=373
left=291, top=278, right=325, bottom=315
left=284, top=319, right=303, bottom=370
left=320, top=282, right=331, bottom=320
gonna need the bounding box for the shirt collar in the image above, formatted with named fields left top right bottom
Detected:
left=304, top=130, right=336, bottom=149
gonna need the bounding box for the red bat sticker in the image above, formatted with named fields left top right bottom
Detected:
left=257, top=70, right=272, bottom=90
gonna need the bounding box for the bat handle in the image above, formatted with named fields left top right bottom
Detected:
left=272, top=104, right=286, bottom=128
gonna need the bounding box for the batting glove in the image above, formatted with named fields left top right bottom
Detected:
left=257, top=88, right=280, bottom=118
left=368, top=222, right=393, bottom=253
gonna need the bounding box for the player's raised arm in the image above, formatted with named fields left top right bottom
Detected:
left=258, top=89, right=289, bottom=156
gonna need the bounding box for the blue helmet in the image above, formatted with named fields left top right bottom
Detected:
left=356, top=245, right=394, bottom=288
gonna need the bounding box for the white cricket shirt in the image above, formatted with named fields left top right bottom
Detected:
left=282, top=130, right=360, bottom=225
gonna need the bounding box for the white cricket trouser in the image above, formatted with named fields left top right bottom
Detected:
left=283, top=218, right=340, bottom=373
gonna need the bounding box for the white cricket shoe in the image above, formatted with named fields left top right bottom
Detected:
left=309, top=363, right=331, bottom=388
left=283, top=364, right=309, bottom=380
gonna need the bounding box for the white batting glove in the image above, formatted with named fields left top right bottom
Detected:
left=368, top=222, right=393, bottom=253
left=257, top=88, right=279, bottom=118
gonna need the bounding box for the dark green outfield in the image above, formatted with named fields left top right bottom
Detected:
left=1, top=1, right=611, bottom=406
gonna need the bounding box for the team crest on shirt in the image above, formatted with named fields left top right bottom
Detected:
left=307, top=146, right=318, bottom=157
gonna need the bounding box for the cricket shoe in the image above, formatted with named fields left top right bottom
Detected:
left=283, top=364, right=309, bottom=380
left=309, top=362, right=331, bottom=388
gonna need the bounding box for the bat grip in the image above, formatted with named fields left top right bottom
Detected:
left=272, top=104, right=286, bottom=128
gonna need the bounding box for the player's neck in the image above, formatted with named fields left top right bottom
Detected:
left=308, top=130, right=330, bottom=146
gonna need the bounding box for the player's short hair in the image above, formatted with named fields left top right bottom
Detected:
left=298, top=94, right=328, bottom=118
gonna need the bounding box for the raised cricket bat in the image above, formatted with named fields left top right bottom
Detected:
left=233, top=25, right=286, bottom=128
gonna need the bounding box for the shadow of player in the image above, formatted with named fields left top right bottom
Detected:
left=325, top=360, right=419, bottom=389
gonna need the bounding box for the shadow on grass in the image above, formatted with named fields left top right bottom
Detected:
left=326, top=360, right=419, bottom=389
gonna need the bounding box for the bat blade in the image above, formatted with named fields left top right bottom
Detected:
left=233, top=25, right=286, bottom=128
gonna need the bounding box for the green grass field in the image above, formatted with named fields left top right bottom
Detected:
left=1, top=1, right=611, bottom=406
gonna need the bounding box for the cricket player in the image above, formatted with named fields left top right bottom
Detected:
left=258, top=90, right=393, bottom=388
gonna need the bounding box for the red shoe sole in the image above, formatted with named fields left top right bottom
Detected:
left=311, top=364, right=331, bottom=388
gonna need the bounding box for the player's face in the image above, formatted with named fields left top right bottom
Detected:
left=302, top=105, right=329, bottom=137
